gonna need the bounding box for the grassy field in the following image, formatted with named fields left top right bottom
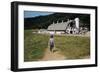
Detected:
left=24, top=30, right=49, bottom=62
left=24, top=30, right=90, bottom=62
left=54, top=35, right=90, bottom=59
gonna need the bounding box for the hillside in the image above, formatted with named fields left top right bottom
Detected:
left=24, top=13, right=90, bottom=30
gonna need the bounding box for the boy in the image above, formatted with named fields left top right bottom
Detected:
left=49, top=33, right=54, bottom=52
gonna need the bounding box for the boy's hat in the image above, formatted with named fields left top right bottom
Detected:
left=50, top=33, right=54, bottom=38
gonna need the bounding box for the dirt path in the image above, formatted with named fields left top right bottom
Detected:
left=41, top=48, right=66, bottom=61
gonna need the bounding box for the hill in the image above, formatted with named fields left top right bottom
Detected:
left=24, top=13, right=90, bottom=30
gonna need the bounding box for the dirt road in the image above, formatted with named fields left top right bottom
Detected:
left=41, top=48, right=66, bottom=61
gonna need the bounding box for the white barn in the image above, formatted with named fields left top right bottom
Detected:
left=47, top=18, right=80, bottom=34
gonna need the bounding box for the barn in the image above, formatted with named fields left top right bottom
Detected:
left=47, top=18, right=80, bottom=34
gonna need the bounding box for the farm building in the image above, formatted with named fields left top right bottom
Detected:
left=38, top=29, right=48, bottom=34
left=47, top=18, right=80, bottom=34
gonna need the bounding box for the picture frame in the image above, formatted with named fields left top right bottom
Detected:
left=11, top=1, right=98, bottom=72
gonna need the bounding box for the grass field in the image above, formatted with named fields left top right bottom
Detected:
left=24, top=30, right=90, bottom=62
left=55, top=35, right=90, bottom=59
left=24, top=30, right=49, bottom=61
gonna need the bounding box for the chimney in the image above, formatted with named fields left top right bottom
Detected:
left=53, top=21, right=54, bottom=24
left=62, top=20, right=63, bottom=23
left=57, top=20, right=59, bottom=23
left=67, top=19, right=69, bottom=21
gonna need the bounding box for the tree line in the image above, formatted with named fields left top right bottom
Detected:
left=24, top=13, right=90, bottom=30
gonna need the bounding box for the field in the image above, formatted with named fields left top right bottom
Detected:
left=24, top=30, right=49, bottom=61
left=24, top=30, right=90, bottom=62
left=55, top=35, right=90, bottom=59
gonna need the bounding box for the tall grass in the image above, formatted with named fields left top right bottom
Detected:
left=24, top=30, right=49, bottom=62
left=55, top=35, right=90, bottom=59
left=24, top=30, right=90, bottom=61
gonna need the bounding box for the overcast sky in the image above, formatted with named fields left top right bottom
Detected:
left=24, top=11, right=53, bottom=18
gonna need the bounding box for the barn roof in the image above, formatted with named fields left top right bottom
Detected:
left=47, top=20, right=73, bottom=31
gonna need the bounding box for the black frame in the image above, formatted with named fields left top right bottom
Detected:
left=11, top=1, right=98, bottom=72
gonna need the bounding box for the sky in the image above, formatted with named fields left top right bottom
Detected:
left=24, top=11, right=53, bottom=18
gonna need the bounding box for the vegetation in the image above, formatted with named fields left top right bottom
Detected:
left=24, top=13, right=90, bottom=30
left=24, top=30, right=49, bottom=61
left=24, top=12, right=90, bottom=61
left=24, top=30, right=90, bottom=61
left=54, top=35, right=90, bottom=59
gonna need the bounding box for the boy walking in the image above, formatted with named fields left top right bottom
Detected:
left=49, top=33, right=54, bottom=52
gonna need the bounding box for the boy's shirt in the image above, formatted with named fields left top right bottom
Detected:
left=49, top=38, right=54, bottom=46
